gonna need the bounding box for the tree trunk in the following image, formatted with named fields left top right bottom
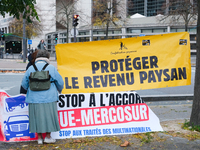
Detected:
left=185, top=23, right=188, bottom=32
left=189, top=1, right=200, bottom=126
left=66, top=25, right=69, bottom=43
left=105, top=21, right=109, bottom=40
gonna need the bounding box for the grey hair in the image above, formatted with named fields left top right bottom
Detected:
left=36, top=50, right=50, bottom=59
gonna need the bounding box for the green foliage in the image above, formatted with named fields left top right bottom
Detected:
left=140, top=132, right=154, bottom=144
left=182, top=120, right=200, bottom=132
left=0, top=0, right=39, bottom=22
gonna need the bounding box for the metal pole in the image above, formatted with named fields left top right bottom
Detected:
left=91, top=0, right=93, bottom=41
left=22, top=18, right=26, bottom=62
left=74, top=26, right=76, bottom=42
left=0, top=29, right=3, bottom=59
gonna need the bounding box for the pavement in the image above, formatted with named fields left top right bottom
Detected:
left=0, top=54, right=199, bottom=149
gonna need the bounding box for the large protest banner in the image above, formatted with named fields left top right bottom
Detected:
left=56, top=32, right=191, bottom=94
left=0, top=90, right=163, bottom=141
left=51, top=91, right=163, bottom=139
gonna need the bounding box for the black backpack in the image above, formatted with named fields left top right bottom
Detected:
left=29, top=63, right=51, bottom=91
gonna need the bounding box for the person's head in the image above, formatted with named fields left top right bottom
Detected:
left=41, top=39, right=44, bottom=43
left=31, top=50, right=39, bottom=64
left=36, top=50, right=50, bottom=59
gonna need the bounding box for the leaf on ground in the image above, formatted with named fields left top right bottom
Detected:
left=73, top=139, right=82, bottom=143
left=120, top=140, right=130, bottom=147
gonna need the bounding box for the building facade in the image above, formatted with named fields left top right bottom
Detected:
left=46, top=14, right=197, bottom=54
left=0, top=0, right=197, bottom=54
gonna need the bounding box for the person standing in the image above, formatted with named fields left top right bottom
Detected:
left=20, top=50, right=39, bottom=94
left=37, top=39, right=46, bottom=50
left=21, top=50, right=64, bottom=144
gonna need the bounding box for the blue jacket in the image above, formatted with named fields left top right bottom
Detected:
left=21, top=60, right=64, bottom=103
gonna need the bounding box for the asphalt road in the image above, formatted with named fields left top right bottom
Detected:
left=0, top=66, right=195, bottom=98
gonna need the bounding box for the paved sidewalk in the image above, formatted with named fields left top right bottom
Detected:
left=0, top=56, right=57, bottom=71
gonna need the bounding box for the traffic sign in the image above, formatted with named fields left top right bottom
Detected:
left=28, top=40, right=32, bottom=44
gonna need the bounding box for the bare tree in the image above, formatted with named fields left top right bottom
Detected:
left=190, top=1, right=200, bottom=126
left=159, top=0, right=197, bottom=31
left=93, top=0, right=126, bottom=39
left=54, top=0, right=78, bottom=43
left=9, top=15, right=43, bottom=40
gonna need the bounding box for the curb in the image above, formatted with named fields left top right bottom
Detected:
left=142, top=94, right=193, bottom=102
left=0, top=69, right=26, bottom=72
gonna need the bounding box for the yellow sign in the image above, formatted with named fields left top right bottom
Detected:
left=56, top=32, right=191, bottom=94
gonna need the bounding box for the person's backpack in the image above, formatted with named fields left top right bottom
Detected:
left=29, top=63, right=51, bottom=91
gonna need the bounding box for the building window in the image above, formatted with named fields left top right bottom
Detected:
left=190, top=35, right=196, bottom=41
left=60, top=33, right=66, bottom=37
left=152, top=29, right=166, bottom=33
left=142, top=29, right=152, bottom=33
left=79, top=31, right=89, bottom=35
left=177, top=28, right=185, bottom=32
left=60, top=38, right=66, bottom=43
left=189, top=28, right=197, bottom=33
left=191, top=43, right=196, bottom=50
left=113, top=30, right=122, bottom=34
left=127, top=29, right=141, bottom=33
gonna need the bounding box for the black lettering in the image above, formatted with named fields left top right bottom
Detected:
left=109, top=74, right=116, bottom=87
left=116, top=73, right=125, bottom=86
left=136, top=94, right=142, bottom=103
left=125, top=58, right=132, bottom=71
left=58, top=95, right=65, bottom=108
left=65, top=94, right=71, bottom=107
left=163, top=69, right=170, bottom=81
left=71, top=94, right=78, bottom=107
left=171, top=68, right=178, bottom=81
left=150, top=56, right=158, bottom=68
left=109, top=94, right=115, bottom=106
left=78, top=94, right=85, bottom=107
left=101, top=61, right=109, bottom=73
left=178, top=67, right=187, bottom=79
left=139, top=71, right=147, bottom=83
left=89, top=94, right=96, bottom=106
left=148, top=70, right=156, bottom=83
left=129, top=93, right=134, bottom=104
left=118, top=59, right=124, bottom=71
left=126, top=72, right=134, bottom=85
left=142, top=57, right=149, bottom=69
left=155, top=70, right=162, bottom=82
left=133, top=57, right=141, bottom=70
left=110, top=60, right=118, bottom=72
left=116, top=93, right=122, bottom=105
left=123, top=93, right=128, bottom=105
left=93, top=76, right=100, bottom=88
left=65, top=77, right=72, bottom=89
left=72, top=77, right=79, bottom=89
left=100, top=75, right=108, bottom=87
left=84, top=76, right=93, bottom=88
left=92, top=61, right=99, bottom=74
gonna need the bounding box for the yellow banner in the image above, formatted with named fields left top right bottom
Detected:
left=56, top=32, right=191, bottom=94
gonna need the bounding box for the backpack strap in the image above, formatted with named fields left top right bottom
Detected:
left=32, top=63, right=38, bottom=71
left=42, top=63, right=49, bottom=71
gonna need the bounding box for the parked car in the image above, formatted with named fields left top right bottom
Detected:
left=4, top=115, right=35, bottom=141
